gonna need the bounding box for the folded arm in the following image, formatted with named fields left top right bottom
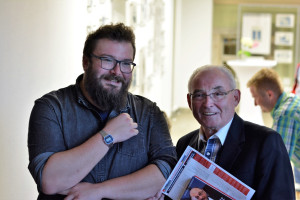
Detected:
left=28, top=100, right=138, bottom=195
left=41, top=132, right=108, bottom=194
left=64, top=164, right=166, bottom=200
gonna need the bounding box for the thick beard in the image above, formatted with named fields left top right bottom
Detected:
left=84, top=67, right=131, bottom=112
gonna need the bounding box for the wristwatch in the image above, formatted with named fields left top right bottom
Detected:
left=99, top=130, right=114, bottom=148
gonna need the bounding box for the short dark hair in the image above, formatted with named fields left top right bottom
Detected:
left=83, top=23, right=136, bottom=59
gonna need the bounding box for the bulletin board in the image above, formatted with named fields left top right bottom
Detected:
left=236, top=4, right=300, bottom=89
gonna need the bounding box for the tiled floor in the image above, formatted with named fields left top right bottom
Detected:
left=169, top=108, right=199, bottom=144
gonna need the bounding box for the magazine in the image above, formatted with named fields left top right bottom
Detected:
left=161, top=146, right=255, bottom=200
left=181, top=176, right=233, bottom=200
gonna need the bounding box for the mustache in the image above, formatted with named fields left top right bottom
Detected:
left=101, top=74, right=125, bottom=83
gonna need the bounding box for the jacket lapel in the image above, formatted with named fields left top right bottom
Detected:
left=216, top=114, right=245, bottom=171
left=188, top=131, right=200, bottom=150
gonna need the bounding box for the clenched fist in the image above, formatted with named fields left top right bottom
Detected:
left=102, top=113, right=138, bottom=143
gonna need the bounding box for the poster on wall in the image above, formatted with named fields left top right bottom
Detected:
left=275, top=32, right=294, bottom=46
left=241, top=13, right=272, bottom=55
left=276, top=14, right=295, bottom=28
left=274, top=49, right=293, bottom=64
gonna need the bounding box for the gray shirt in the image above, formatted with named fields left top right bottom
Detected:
left=28, top=74, right=177, bottom=199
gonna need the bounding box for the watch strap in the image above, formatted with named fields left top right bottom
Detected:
left=99, top=130, right=114, bottom=148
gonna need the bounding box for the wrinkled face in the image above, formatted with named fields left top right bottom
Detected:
left=187, top=69, right=240, bottom=133
left=249, top=86, right=272, bottom=112
left=83, top=39, right=134, bottom=111
left=190, top=188, right=208, bottom=200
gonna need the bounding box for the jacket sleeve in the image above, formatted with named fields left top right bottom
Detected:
left=253, top=132, right=295, bottom=199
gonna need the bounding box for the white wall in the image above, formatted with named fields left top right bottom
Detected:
left=127, top=0, right=175, bottom=116
left=0, top=0, right=213, bottom=199
left=172, top=0, right=213, bottom=110
left=0, top=1, right=86, bottom=199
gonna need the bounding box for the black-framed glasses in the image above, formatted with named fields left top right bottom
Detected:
left=90, top=54, right=136, bottom=74
left=190, top=89, right=235, bottom=102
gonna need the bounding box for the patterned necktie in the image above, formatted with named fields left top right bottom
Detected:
left=199, top=138, right=221, bottom=162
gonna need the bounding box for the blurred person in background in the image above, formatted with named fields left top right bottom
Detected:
left=248, top=67, right=300, bottom=192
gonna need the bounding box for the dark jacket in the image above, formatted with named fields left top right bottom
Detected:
left=176, top=114, right=295, bottom=200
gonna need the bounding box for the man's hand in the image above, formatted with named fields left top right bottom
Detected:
left=103, top=113, right=138, bottom=143
left=146, top=191, right=165, bottom=200
left=64, top=182, right=101, bottom=200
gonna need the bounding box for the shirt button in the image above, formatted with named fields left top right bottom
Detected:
left=206, top=152, right=211, bottom=156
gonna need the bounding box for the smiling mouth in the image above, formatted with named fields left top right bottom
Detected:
left=104, top=79, right=121, bottom=87
left=108, top=78, right=119, bottom=83
left=102, top=75, right=124, bottom=86
left=202, top=112, right=217, bottom=116
left=106, top=76, right=119, bottom=82
left=107, top=74, right=124, bottom=81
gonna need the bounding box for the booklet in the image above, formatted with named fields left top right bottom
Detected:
left=181, top=176, right=233, bottom=200
left=161, top=146, right=255, bottom=200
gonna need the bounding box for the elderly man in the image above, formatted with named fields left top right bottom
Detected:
left=176, top=65, right=295, bottom=199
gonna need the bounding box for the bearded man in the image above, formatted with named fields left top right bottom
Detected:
left=28, top=23, right=177, bottom=200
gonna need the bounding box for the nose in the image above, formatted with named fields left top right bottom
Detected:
left=202, top=94, right=214, bottom=106
left=110, top=62, right=122, bottom=75
left=254, top=99, right=258, bottom=106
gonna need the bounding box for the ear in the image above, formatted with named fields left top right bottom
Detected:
left=82, top=55, right=89, bottom=71
left=266, top=90, right=276, bottom=102
left=266, top=90, right=273, bottom=97
left=233, top=89, right=241, bottom=106
left=187, top=93, right=192, bottom=110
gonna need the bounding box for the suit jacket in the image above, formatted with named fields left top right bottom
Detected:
left=176, top=114, right=295, bottom=200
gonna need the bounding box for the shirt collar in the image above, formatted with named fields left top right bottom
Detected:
left=271, top=91, right=287, bottom=115
left=198, top=118, right=233, bottom=145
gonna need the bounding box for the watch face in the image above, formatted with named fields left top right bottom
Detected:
left=104, top=135, right=114, bottom=144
